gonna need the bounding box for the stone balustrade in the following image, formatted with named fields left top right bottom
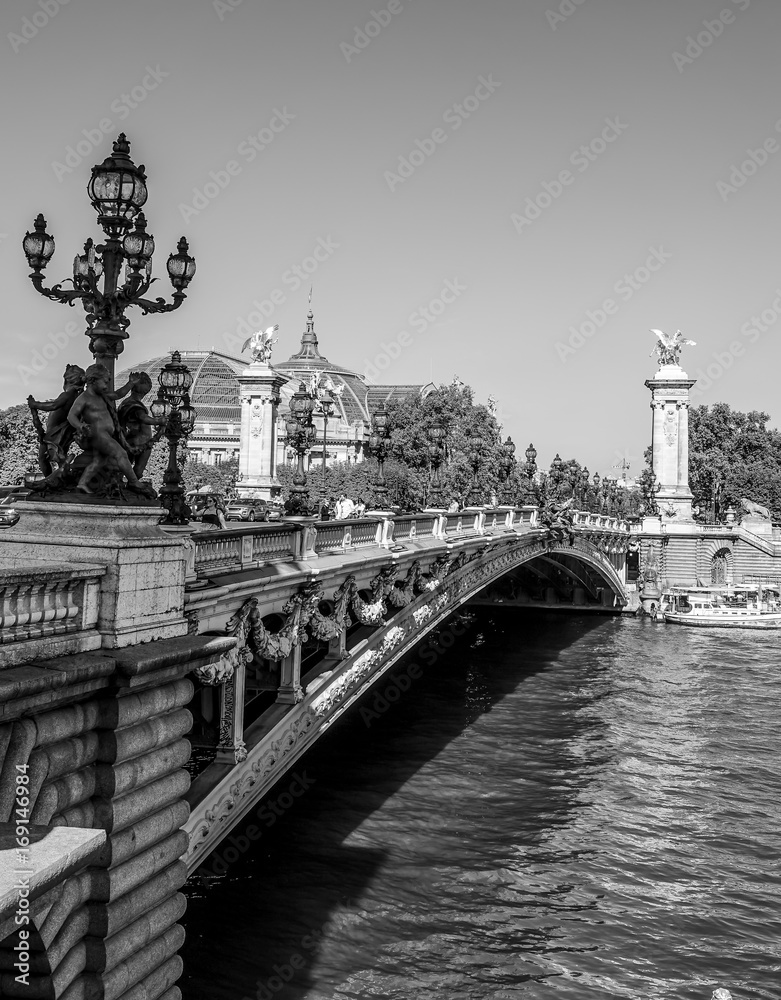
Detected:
left=0, top=563, right=106, bottom=668
left=186, top=508, right=630, bottom=585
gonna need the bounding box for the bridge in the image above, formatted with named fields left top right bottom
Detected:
left=0, top=502, right=629, bottom=1000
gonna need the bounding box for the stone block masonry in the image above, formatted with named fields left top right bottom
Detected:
left=0, top=633, right=235, bottom=1000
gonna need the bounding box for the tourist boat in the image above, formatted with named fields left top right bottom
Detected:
left=661, top=584, right=781, bottom=628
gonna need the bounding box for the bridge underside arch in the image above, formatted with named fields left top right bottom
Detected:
left=470, top=540, right=627, bottom=612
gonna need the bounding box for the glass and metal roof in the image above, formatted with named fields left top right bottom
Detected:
left=119, top=312, right=433, bottom=431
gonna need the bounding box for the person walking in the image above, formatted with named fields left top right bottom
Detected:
left=201, top=495, right=221, bottom=528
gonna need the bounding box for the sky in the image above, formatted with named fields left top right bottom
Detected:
left=2, top=0, right=781, bottom=478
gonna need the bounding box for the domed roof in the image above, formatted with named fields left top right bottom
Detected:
left=119, top=312, right=434, bottom=429
left=118, top=351, right=246, bottom=424
left=274, top=310, right=371, bottom=425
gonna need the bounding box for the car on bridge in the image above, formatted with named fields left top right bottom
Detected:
left=225, top=498, right=274, bottom=523
left=0, top=489, right=29, bottom=528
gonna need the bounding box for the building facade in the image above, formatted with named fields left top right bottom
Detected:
left=120, top=309, right=434, bottom=469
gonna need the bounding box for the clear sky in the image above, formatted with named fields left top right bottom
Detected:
left=2, top=0, right=780, bottom=478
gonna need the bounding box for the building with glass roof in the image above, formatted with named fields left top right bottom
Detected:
left=118, top=309, right=435, bottom=467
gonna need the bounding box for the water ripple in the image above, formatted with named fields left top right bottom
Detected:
left=181, top=612, right=781, bottom=1000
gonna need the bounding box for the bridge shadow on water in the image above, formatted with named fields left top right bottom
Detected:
left=179, top=608, right=616, bottom=1000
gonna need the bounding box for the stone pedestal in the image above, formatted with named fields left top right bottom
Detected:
left=645, top=364, right=696, bottom=522
left=236, top=361, right=287, bottom=501
left=0, top=502, right=188, bottom=647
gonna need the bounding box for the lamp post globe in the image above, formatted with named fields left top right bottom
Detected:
left=22, top=133, right=196, bottom=393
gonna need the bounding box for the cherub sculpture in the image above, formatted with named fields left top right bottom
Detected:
left=650, top=329, right=696, bottom=367
left=117, top=371, right=166, bottom=477
left=241, top=325, right=279, bottom=363
left=67, top=364, right=155, bottom=496
left=28, top=364, right=86, bottom=475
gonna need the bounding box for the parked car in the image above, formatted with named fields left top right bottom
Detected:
left=0, top=493, right=27, bottom=528
left=225, top=498, right=270, bottom=522
left=266, top=501, right=284, bottom=522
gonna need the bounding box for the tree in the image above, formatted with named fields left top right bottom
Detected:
left=0, top=404, right=41, bottom=484
left=383, top=382, right=507, bottom=507
left=688, top=403, right=781, bottom=520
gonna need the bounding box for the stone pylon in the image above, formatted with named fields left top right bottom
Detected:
left=645, top=362, right=696, bottom=522
left=236, top=360, right=287, bottom=501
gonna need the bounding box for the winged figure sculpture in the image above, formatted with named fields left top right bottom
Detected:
left=242, top=325, right=279, bottom=363
left=307, top=371, right=345, bottom=402
left=649, top=329, right=696, bottom=367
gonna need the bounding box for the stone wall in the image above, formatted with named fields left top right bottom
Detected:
left=0, top=634, right=234, bottom=1000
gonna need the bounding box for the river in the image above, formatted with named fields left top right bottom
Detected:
left=180, top=610, right=781, bottom=1000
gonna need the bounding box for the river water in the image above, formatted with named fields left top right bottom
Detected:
left=180, top=610, right=781, bottom=1000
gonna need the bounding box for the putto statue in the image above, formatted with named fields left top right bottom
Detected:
left=117, top=371, right=166, bottom=478
left=650, top=328, right=696, bottom=367
left=28, top=364, right=86, bottom=475
left=241, top=325, right=279, bottom=363
left=28, top=365, right=156, bottom=500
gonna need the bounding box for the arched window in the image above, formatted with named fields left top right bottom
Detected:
left=711, top=548, right=732, bottom=585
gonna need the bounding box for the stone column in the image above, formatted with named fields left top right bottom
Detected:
left=645, top=365, right=696, bottom=522
left=277, top=645, right=303, bottom=705
left=236, top=361, right=288, bottom=502
left=215, top=663, right=247, bottom=764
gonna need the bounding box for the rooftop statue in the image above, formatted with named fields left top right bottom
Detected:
left=649, top=328, right=696, bottom=368
left=307, top=370, right=345, bottom=403
left=242, top=325, right=279, bottom=364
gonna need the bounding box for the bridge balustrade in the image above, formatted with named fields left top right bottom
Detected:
left=314, top=522, right=354, bottom=553
left=0, top=563, right=106, bottom=667
left=393, top=515, right=438, bottom=542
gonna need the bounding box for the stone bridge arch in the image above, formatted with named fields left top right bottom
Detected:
left=468, top=535, right=628, bottom=611
left=184, top=529, right=629, bottom=870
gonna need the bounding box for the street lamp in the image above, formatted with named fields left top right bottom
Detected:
left=285, top=382, right=317, bottom=516
left=22, top=133, right=195, bottom=388
left=468, top=427, right=485, bottom=506
left=579, top=467, right=589, bottom=509
left=427, top=417, right=446, bottom=508
left=319, top=394, right=336, bottom=498
left=368, top=405, right=392, bottom=504
left=500, top=436, right=516, bottom=504
left=149, top=351, right=196, bottom=525
left=550, top=453, right=563, bottom=499
left=524, top=443, right=537, bottom=503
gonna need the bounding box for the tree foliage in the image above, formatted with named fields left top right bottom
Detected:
left=688, top=403, right=781, bottom=519
left=0, top=404, right=41, bottom=484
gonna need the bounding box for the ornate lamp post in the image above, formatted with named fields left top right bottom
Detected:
left=427, top=417, right=447, bottom=508
left=22, top=133, right=196, bottom=389
left=149, top=351, right=196, bottom=525
left=579, top=467, right=589, bottom=509
left=500, top=436, right=516, bottom=504
left=592, top=471, right=601, bottom=512
left=285, top=382, right=317, bottom=516
left=524, top=443, right=537, bottom=503
left=318, top=393, right=336, bottom=499
left=468, top=427, right=485, bottom=506
left=368, top=405, right=392, bottom=504
left=550, top=453, right=564, bottom=499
